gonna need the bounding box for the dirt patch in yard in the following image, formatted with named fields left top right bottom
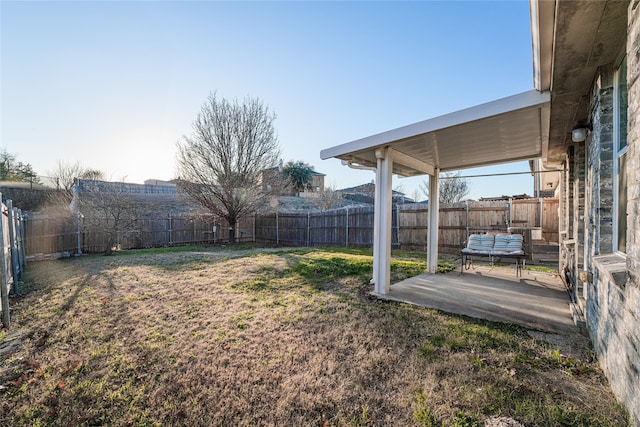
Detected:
left=1, top=246, right=628, bottom=426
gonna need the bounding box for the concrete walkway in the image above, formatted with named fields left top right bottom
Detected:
left=373, top=264, right=576, bottom=334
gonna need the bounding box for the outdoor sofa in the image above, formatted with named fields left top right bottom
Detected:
left=460, top=233, right=525, bottom=276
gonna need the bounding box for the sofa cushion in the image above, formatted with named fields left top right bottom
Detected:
left=506, top=234, right=524, bottom=251
left=479, top=234, right=495, bottom=251
left=466, top=234, right=483, bottom=251
left=493, top=233, right=511, bottom=251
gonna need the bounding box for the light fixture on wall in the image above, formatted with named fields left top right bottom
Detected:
left=571, top=125, right=589, bottom=142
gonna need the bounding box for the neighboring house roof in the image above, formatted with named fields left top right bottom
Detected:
left=337, top=182, right=405, bottom=196
left=479, top=194, right=531, bottom=201
left=75, top=179, right=177, bottom=195
left=144, top=179, right=177, bottom=186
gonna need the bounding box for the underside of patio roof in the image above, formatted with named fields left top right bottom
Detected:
left=320, top=89, right=550, bottom=295
left=320, top=90, right=550, bottom=176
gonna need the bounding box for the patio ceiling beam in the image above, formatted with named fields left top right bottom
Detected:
left=387, top=148, right=435, bottom=176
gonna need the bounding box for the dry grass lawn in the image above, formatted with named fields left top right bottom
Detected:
left=1, top=245, right=628, bottom=426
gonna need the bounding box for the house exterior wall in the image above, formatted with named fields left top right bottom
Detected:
left=310, top=174, right=325, bottom=192
left=628, top=0, right=640, bottom=287
left=567, top=3, right=640, bottom=425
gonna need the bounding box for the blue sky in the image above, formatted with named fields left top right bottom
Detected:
left=1, top=0, right=535, bottom=201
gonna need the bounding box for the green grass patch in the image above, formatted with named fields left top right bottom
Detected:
left=418, top=318, right=524, bottom=361
left=293, top=253, right=372, bottom=282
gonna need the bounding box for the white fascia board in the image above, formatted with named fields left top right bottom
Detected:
left=530, top=0, right=543, bottom=90
left=529, top=0, right=555, bottom=92
left=320, top=90, right=551, bottom=160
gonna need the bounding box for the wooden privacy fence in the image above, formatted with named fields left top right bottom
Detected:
left=257, top=199, right=558, bottom=249
left=0, top=196, right=28, bottom=328
left=24, top=198, right=559, bottom=259
left=24, top=213, right=257, bottom=256
left=255, top=206, right=380, bottom=247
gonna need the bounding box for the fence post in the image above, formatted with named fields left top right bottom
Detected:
left=0, top=198, right=11, bottom=328
left=15, top=209, right=25, bottom=275
left=538, top=198, right=543, bottom=228
left=307, top=212, right=310, bottom=247
left=396, top=205, right=401, bottom=247
left=253, top=213, right=256, bottom=242
left=6, top=200, right=19, bottom=294
left=465, top=202, right=469, bottom=243
left=76, top=211, right=83, bottom=255
left=168, top=214, right=173, bottom=245
left=345, top=207, right=349, bottom=247
left=276, top=210, right=279, bottom=245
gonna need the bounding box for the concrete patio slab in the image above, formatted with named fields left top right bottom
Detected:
left=373, top=265, right=576, bottom=334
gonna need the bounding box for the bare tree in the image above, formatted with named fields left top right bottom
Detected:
left=49, top=160, right=84, bottom=193
left=411, top=188, right=423, bottom=203
left=176, top=93, right=281, bottom=242
left=46, top=162, right=107, bottom=210
left=80, top=169, right=106, bottom=181
left=315, top=183, right=342, bottom=211
left=420, top=172, right=470, bottom=204
left=75, top=180, right=143, bottom=255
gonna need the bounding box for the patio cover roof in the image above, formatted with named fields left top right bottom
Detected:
left=320, top=90, right=550, bottom=176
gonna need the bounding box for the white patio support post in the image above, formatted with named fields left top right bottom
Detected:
left=373, top=147, right=393, bottom=294
left=427, top=169, right=440, bottom=273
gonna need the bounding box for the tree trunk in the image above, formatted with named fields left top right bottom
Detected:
left=103, top=235, right=114, bottom=256
left=227, top=215, right=236, bottom=243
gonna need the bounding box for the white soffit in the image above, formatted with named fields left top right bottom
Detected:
left=320, top=90, right=551, bottom=176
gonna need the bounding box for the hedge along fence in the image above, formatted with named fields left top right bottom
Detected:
left=24, top=198, right=559, bottom=258
left=0, top=196, right=27, bottom=328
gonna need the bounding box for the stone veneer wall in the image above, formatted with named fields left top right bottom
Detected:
left=583, top=2, right=640, bottom=425
left=628, top=0, right=640, bottom=287
left=573, top=142, right=586, bottom=272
